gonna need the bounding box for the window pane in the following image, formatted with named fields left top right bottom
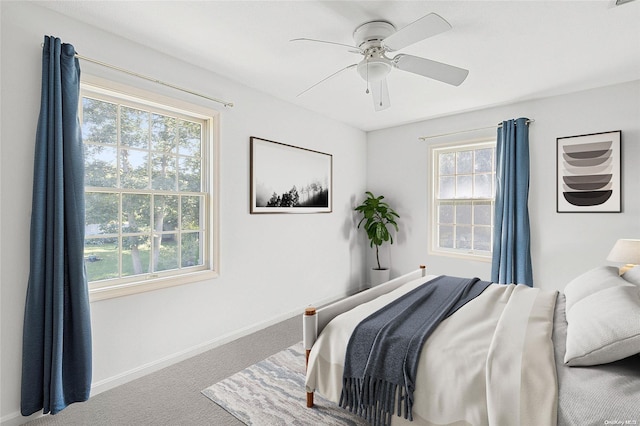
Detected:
left=151, top=153, right=177, bottom=190
left=82, top=98, right=117, bottom=145
left=181, top=232, right=202, bottom=267
left=154, top=234, right=178, bottom=272
left=456, top=175, right=472, bottom=198
left=179, top=156, right=201, bottom=192
left=181, top=196, right=202, bottom=230
left=120, top=149, right=149, bottom=189
left=120, top=106, right=149, bottom=149
left=85, top=145, right=118, bottom=188
left=455, top=226, right=472, bottom=249
left=456, top=151, right=473, bottom=174
left=152, top=195, right=180, bottom=273
left=475, top=148, right=494, bottom=173
left=439, top=152, right=455, bottom=175
left=179, top=120, right=201, bottom=157
left=438, top=225, right=454, bottom=248
left=474, top=227, right=492, bottom=251
left=84, top=238, right=119, bottom=282
left=121, top=235, right=150, bottom=277
left=154, top=195, right=178, bottom=232
left=438, top=203, right=454, bottom=224
left=439, top=176, right=455, bottom=199
left=122, top=194, right=151, bottom=233
left=86, top=192, right=119, bottom=235
left=474, top=202, right=492, bottom=225
left=456, top=203, right=472, bottom=225
left=151, top=114, right=177, bottom=154
left=474, top=173, right=493, bottom=198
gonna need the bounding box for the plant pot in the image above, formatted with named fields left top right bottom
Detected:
left=370, top=268, right=390, bottom=286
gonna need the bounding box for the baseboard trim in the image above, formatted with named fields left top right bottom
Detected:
left=91, top=310, right=294, bottom=394
left=1, top=410, right=43, bottom=426
left=90, top=291, right=348, bottom=395
left=0, top=290, right=350, bottom=426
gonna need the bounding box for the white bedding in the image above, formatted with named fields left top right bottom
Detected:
left=305, top=276, right=559, bottom=426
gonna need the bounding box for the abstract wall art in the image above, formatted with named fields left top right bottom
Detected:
left=556, top=130, right=621, bottom=213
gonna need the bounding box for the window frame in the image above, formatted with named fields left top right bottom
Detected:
left=428, top=139, right=496, bottom=261
left=80, top=77, right=219, bottom=301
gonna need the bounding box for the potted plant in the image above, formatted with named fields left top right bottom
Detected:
left=354, top=191, right=400, bottom=285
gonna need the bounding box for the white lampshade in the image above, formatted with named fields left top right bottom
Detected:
left=607, top=239, right=640, bottom=274
left=357, top=58, right=392, bottom=82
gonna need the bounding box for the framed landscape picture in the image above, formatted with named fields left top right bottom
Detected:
left=250, top=137, right=332, bottom=214
left=556, top=130, right=621, bottom=213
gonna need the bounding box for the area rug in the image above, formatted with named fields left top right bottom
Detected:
left=201, top=342, right=367, bottom=425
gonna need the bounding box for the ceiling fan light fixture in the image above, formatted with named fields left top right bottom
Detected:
left=357, top=57, right=392, bottom=82
left=293, top=13, right=468, bottom=111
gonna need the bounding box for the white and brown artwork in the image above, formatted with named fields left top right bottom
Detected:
left=556, top=131, right=621, bottom=213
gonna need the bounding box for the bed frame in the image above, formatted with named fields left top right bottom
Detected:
left=303, top=265, right=428, bottom=408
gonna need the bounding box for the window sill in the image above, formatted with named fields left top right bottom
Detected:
left=89, top=269, right=218, bottom=302
left=428, top=248, right=492, bottom=263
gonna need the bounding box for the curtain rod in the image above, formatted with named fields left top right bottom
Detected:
left=41, top=44, right=234, bottom=108
left=418, top=119, right=534, bottom=141
left=75, top=53, right=234, bottom=108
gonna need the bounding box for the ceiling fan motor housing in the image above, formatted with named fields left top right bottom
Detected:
left=353, top=20, right=395, bottom=49
left=353, top=20, right=396, bottom=82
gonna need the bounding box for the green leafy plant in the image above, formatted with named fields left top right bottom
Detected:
left=354, top=191, right=400, bottom=270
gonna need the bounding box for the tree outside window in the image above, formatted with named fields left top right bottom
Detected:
left=80, top=85, right=216, bottom=297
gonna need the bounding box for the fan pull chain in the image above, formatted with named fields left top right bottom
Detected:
left=365, top=59, right=370, bottom=94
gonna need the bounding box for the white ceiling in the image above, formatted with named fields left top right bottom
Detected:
left=38, top=1, right=640, bottom=131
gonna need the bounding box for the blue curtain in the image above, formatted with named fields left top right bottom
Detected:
left=21, top=36, right=92, bottom=416
left=491, top=117, right=533, bottom=287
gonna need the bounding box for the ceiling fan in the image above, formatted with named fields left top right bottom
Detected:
left=291, top=13, right=469, bottom=111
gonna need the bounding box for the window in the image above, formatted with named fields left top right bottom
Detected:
left=80, top=82, right=219, bottom=300
left=430, top=140, right=496, bottom=260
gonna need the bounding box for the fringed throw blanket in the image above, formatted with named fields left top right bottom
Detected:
left=339, top=276, right=491, bottom=426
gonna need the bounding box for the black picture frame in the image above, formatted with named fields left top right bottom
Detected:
left=250, top=137, right=332, bottom=214
left=556, top=130, right=621, bottom=213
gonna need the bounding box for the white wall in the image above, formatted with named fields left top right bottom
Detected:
left=0, top=3, right=367, bottom=424
left=366, top=80, right=640, bottom=291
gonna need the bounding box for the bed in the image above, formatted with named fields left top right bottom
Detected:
left=303, top=265, right=640, bottom=426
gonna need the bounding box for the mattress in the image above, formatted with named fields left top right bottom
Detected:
left=553, top=293, right=640, bottom=426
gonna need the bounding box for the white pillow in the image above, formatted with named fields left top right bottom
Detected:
left=564, top=284, right=640, bottom=366
left=563, top=266, right=624, bottom=312
left=622, top=265, right=640, bottom=286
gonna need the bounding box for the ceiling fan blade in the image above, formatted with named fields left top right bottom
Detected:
left=394, top=54, right=469, bottom=86
left=297, top=64, right=358, bottom=97
left=382, top=13, right=452, bottom=51
left=370, top=78, right=391, bottom=111
left=290, top=38, right=363, bottom=54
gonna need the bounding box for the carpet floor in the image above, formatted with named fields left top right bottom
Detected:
left=25, top=315, right=300, bottom=426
